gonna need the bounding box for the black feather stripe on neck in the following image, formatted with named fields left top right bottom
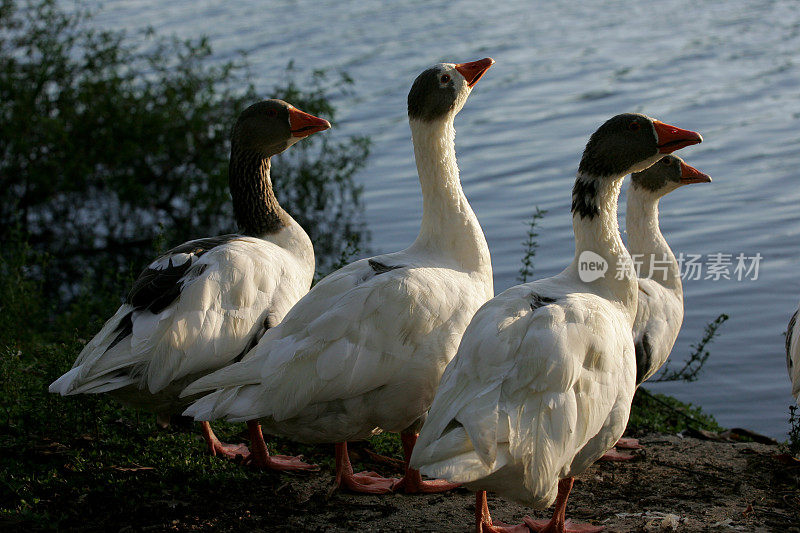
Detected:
left=571, top=177, right=600, bottom=219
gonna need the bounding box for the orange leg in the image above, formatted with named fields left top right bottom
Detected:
left=244, top=420, right=318, bottom=471
left=614, top=437, right=642, bottom=450
left=522, top=478, right=604, bottom=533
left=334, top=441, right=398, bottom=494
left=393, top=432, right=461, bottom=494
left=596, top=448, right=636, bottom=462
left=598, top=436, right=643, bottom=461
left=200, top=421, right=250, bottom=460
left=476, top=490, right=530, bottom=533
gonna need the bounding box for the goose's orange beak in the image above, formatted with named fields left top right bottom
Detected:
left=679, top=161, right=712, bottom=184
left=455, top=57, right=495, bottom=88
left=653, top=120, right=703, bottom=153
left=289, top=107, right=331, bottom=138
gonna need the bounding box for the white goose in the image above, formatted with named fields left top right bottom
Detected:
left=183, top=58, right=496, bottom=494
left=50, top=100, right=329, bottom=469
left=788, top=306, right=800, bottom=403
left=410, top=113, right=702, bottom=533
left=602, top=154, right=712, bottom=460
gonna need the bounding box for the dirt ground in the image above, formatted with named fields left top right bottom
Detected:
left=150, top=433, right=798, bottom=532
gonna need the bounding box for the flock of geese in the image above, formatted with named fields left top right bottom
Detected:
left=49, top=57, right=796, bottom=532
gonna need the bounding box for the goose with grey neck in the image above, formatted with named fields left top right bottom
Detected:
left=601, top=154, right=712, bottom=461
left=788, top=306, right=800, bottom=403
left=50, top=100, right=329, bottom=469
left=410, top=113, right=702, bottom=533
left=182, top=58, right=495, bottom=495
left=629, top=155, right=712, bottom=384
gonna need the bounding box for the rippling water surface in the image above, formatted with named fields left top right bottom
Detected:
left=91, top=0, right=800, bottom=438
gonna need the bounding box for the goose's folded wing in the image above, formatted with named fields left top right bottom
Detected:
left=413, top=286, right=634, bottom=499
left=633, top=279, right=683, bottom=383
left=51, top=236, right=301, bottom=395
left=410, top=286, right=532, bottom=472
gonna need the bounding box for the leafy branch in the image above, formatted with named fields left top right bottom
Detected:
left=651, top=313, right=729, bottom=383
left=518, top=207, right=547, bottom=283
left=787, top=405, right=800, bottom=457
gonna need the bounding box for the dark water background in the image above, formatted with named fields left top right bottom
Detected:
left=90, top=0, right=800, bottom=438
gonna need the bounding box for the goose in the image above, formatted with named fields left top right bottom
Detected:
left=49, top=100, right=329, bottom=469
left=788, top=306, right=800, bottom=403
left=410, top=113, right=702, bottom=533
left=601, top=154, right=712, bottom=460
left=182, top=58, right=496, bottom=494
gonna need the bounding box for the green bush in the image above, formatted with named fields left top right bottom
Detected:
left=628, top=388, right=722, bottom=434
left=0, top=0, right=370, bottom=308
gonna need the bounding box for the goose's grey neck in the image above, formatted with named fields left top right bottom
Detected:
left=626, top=187, right=682, bottom=294
left=229, top=149, right=289, bottom=237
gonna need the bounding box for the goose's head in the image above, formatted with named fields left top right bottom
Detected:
left=631, top=154, right=711, bottom=196
left=579, top=113, right=703, bottom=179
left=232, top=99, right=331, bottom=157
left=407, top=58, right=494, bottom=123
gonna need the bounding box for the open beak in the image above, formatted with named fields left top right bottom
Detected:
left=289, top=107, right=331, bottom=138
left=679, top=161, right=712, bottom=184
left=653, top=120, right=703, bottom=154
left=455, top=57, right=495, bottom=88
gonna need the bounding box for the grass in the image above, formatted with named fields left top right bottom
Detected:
left=627, top=387, right=723, bottom=434
left=0, top=333, right=725, bottom=530
left=0, top=334, right=407, bottom=530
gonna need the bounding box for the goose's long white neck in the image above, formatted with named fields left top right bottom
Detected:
left=407, top=117, right=491, bottom=276
left=626, top=188, right=682, bottom=296
left=569, top=173, right=637, bottom=316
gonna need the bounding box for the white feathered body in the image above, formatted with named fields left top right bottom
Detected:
left=49, top=221, right=314, bottom=415
left=182, top=248, right=493, bottom=442
left=410, top=270, right=636, bottom=508
left=788, top=306, right=800, bottom=403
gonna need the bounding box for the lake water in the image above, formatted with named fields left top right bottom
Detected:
left=89, top=0, right=800, bottom=439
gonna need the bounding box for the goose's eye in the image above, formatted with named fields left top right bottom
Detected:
left=629, top=121, right=641, bottom=131
left=266, top=110, right=277, bottom=118
left=440, top=74, right=450, bottom=83
left=662, top=158, right=671, bottom=165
